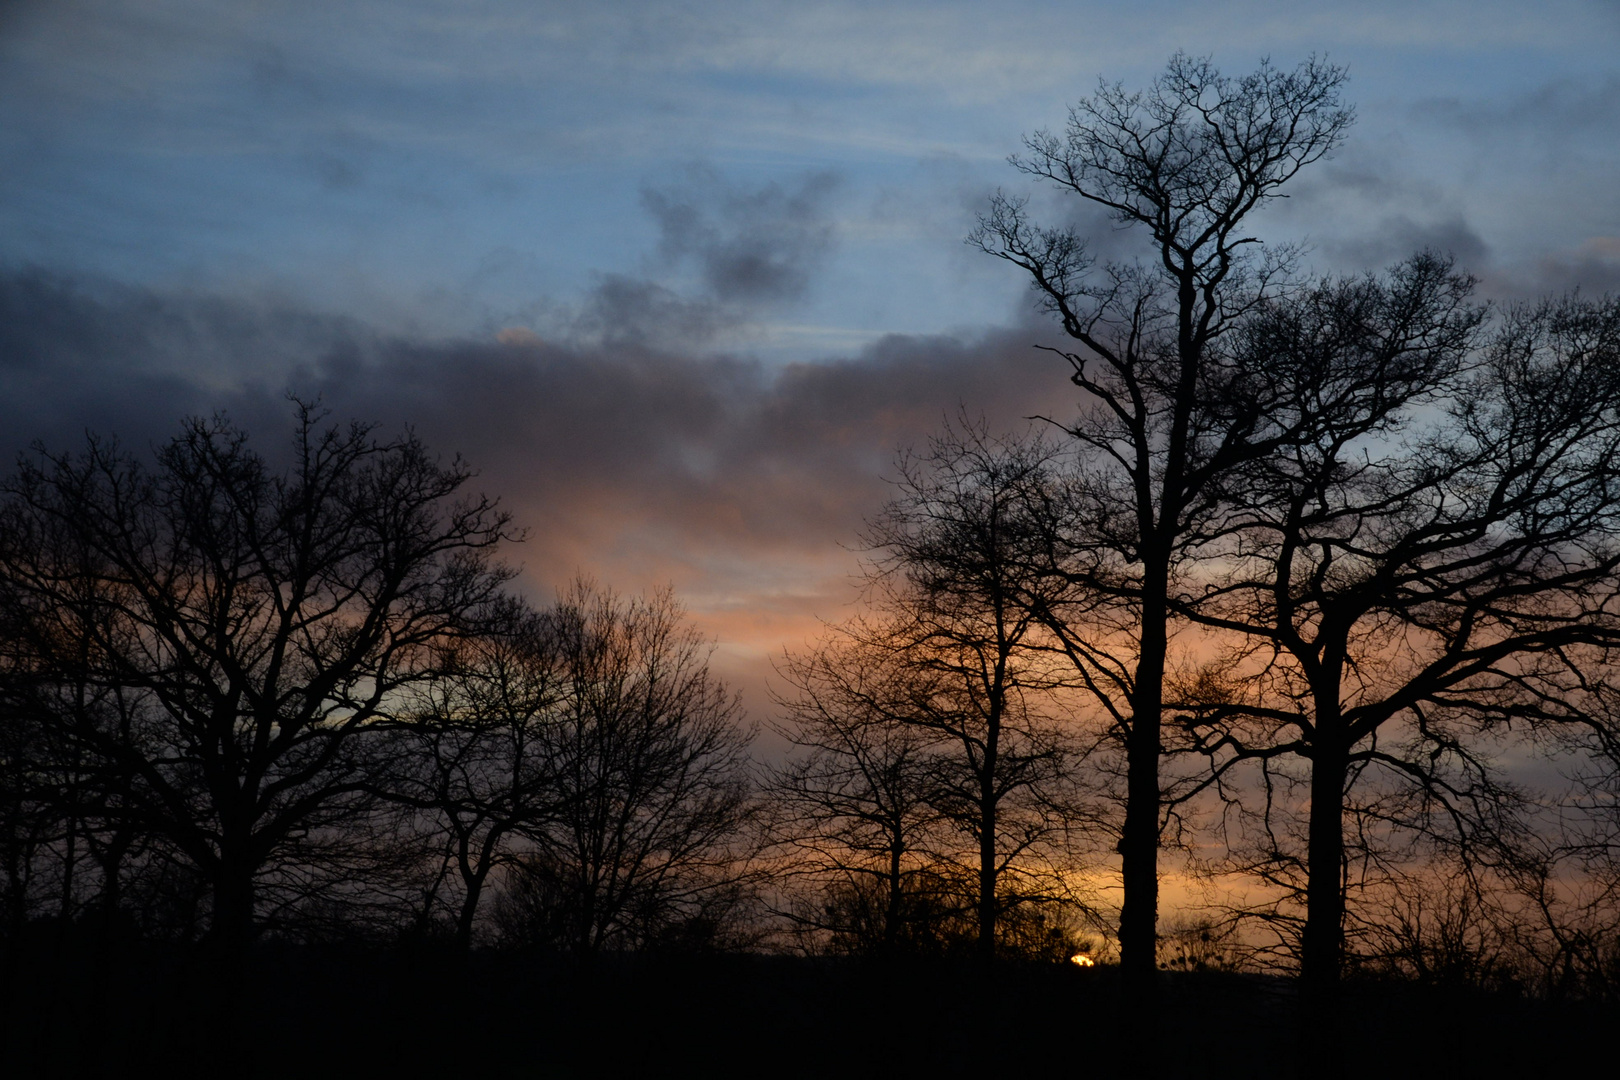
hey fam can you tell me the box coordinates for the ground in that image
[2,932,1610,1078]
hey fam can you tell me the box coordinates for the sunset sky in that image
[4,0,1619,712]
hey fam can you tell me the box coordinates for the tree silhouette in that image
[766,633,954,956]
[496,582,756,958]
[847,425,1103,965]
[0,402,514,988]
[1180,288,1620,1071]
[972,53,1356,1008]
[389,598,561,949]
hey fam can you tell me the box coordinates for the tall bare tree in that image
[972,54,1356,1001]
[857,425,1102,965]
[1182,289,1620,1070]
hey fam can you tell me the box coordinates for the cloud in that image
[0,268,380,450]
[0,263,1087,713]
[1412,75,1620,143]
[1322,215,1491,277]
[567,273,736,350]
[295,326,1076,610]
[642,166,840,304]
[0,267,1078,637]
[1515,238,1620,298]
[0,269,359,377]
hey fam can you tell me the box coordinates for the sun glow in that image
[1069,954,1095,968]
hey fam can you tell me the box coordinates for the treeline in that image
[0,408,751,964]
[4,378,1620,1005]
[0,403,1102,973]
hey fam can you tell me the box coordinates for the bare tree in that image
[971,53,1356,999]
[0,560,152,943]
[765,632,953,957]
[388,599,562,949]
[855,425,1104,965]
[497,582,756,958]
[1181,290,1620,1068]
[1442,626,1620,1001]
[0,684,56,948]
[1501,822,1620,1001]
[0,402,514,983]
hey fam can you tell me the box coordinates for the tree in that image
[0,676,56,947]
[1182,289,1620,1069]
[0,402,514,982]
[1513,661,1620,1001]
[765,633,954,957]
[855,424,1102,965]
[971,53,1356,999]
[390,599,561,950]
[496,582,755,958]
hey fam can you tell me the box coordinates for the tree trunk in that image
[884,840,904,954]
[58,797,77,926]
[455,870,487,951]
[211,860,257,981]
[978,797,997,966]
[202,857,256,1073]
[1118,554,1167,1078]
[1120,568,1166,986]
[1302,740,1348,982]
[1302,732,1349,1080]
[93,828,132,947]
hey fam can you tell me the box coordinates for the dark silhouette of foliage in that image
[389,598,562,949]
[1175,286,1620,1071]
[768,426,1107,967]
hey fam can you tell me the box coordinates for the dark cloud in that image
[0,268,374,451]
[0,267,1077,608]
[297,327,1077,598]
[535,166,846,353]
[1515,239,1620,299]
[1412,76,1620,142]
[1322,215,1491,278]
[567,273,735,350]
[0,268,370,375]
[641,166,840,304]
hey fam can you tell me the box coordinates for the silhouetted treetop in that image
[0,401,516,966]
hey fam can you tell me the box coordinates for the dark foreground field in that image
[3,932,1611,1078]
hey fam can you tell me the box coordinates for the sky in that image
[4,0,1620,715]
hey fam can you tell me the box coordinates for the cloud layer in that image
[0,266,1080,709]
